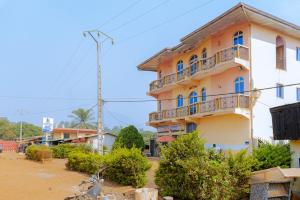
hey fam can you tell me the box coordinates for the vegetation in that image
[25,145,52,162]
[66,152,102,174]
[0,118,41,140]
[155,132,255,200]
[112,125,145,150]
[253,140,292,171]
[104,147,151,188]
[51,143,92,159]
[68,108,96,129]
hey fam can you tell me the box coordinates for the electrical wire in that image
[107,0,171,33]
[116,0,216,44]
[103,82,300,103]
[97,0,143,29]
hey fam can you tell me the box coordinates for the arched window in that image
[189,91,198,115]
[235,77,244,94]
[177,60,184,80]
[189,55,198,75]
[276,36,286,70]
[202,48,207,65]
[177,95,184,108]
[201,87,206,102]
[233,31,244,46]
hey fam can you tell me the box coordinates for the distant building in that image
[138,3,300,151]
[52,128,96,141]
[87,132,117,152]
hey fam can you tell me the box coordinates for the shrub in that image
[253,141,292,171]
[112,125,145,150]
[104,147,151,188]
[66,152,102,174]
[26,145,52,162]
[155,132,233,199]
[51,143,92,158]
[226,150,255,199]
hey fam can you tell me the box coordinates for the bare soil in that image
[0,152,159,200]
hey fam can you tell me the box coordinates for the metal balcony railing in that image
[149,45,249,92]
[149,95,250,122]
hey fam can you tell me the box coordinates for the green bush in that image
[66,152,102,174]
[253,141,292,171]
[51,143,92,158]
[227,150,255,199]
[26,145,52,162]
[112,125,145,150]
[104,147,151,188]
[155,132,233,199]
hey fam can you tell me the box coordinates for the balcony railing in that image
[149,95,249,122]
[149,45,249,92]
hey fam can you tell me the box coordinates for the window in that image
[201,87,206,102]
[297,47,300,61]
[233,31,244,46]
[158,71,162,79]
[177,60,184,80]
[63,133,70,139]
[202,48,207,65]
[177,95,184,108]
[276,83,284,98]
[276,36,286,70]
[187,123,197,133]
[234,77,244,94]
[297,88,300,101]
[189,55,198,75]
[189,91,198,115]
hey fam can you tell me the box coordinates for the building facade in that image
[138,3,300,151]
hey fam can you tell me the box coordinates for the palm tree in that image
[68,108,95,129]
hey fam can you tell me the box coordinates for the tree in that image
[0,118,15,140]
[253,140,292,171]
[68,108,95,129]
[112,125,145,150]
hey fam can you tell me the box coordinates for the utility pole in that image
[18,110,24,143]
[83,29,113,155]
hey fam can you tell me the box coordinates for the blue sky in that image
[0,0,299,130]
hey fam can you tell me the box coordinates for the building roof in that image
[250,167,300,184]
[53,128,97,134]
[157,135,175,143]
[138,2,300,72]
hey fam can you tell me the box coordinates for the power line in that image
[0,95,95,101]
[103,82,300,103]
[107,0,171,33]
[117,0,216,44]
[97,0,143,29]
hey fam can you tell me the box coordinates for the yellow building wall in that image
[196,114,250,147]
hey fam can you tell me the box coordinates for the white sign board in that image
[42,117,54,133]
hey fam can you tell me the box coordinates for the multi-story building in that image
[138,3,300,151]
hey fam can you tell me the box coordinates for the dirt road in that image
[0,152,158,200]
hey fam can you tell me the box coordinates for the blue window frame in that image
[190,55,198,75]
[177,95,184,108]
[177,60,184,80]
[201,88,206,102]
[234,77,244,94]
[189,91,198,115]
[233,31,244,46]
[297,88,300,101]
[297,47,300,61]
[276,83,284,98]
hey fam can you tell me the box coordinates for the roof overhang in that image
[137,3,300,72]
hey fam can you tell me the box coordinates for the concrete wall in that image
[250,24,300,140]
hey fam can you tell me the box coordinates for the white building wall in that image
[251,24,300,140]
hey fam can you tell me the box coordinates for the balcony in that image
[149,95,250,125]
[148,45,249,95]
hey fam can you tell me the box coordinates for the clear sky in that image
[0,0,299,130]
